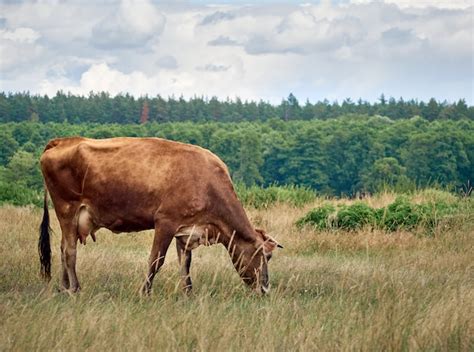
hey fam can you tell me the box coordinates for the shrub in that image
[380,197,460,232]
[0,181,42,207]
[297,195,464,233]
[381,197,421,231]
[296,204,336,229]
[336,202,377,230]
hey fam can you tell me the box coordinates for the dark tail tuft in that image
[38,187,51,281]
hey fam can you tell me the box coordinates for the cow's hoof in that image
[57,286,80,295]
[69,286,81,294]
[57,286,70,293]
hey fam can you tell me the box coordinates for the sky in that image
[0,0,472,104]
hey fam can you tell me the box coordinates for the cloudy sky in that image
[0,0,472,104]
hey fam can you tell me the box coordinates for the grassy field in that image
[0,192,473,351]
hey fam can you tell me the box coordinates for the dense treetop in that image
[0,91,472,124]
[1,117,472,202]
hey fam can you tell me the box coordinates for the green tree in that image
[280,126,329,191]
[423,98,440,121]
[0,131,19,165]
[285,93,301,120]
[360,157,408,192]
[455,99,469,119]
[5,150,42,189]
[401,130,469,186]
[234,130,264,185]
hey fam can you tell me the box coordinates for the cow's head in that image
[231,228,282,294]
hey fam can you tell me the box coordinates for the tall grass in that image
[0,191,473,351]
[235,184,317,209]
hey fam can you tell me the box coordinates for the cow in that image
[38,137,282,294]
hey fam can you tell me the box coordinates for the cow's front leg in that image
[177,240,192,293]
[141,221,174,295]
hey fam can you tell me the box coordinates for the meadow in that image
[0,191,473,351]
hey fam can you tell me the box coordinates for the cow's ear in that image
[256,228,283,253]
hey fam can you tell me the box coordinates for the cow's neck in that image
[221,233,259,274]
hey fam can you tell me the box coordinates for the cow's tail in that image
[38,185,52,281]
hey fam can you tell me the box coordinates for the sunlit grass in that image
[0,193,473,351]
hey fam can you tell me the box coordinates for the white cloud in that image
[157,55,178,70]
[196,63,231,72]
[91,0,165,49]
[0,27,40,43]
[351,0,473,9]
[0,27,43,73]
[244,12,366,55]
[0,0,472,103]
[40,62,193,97]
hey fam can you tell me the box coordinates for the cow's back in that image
[41,137,235,232]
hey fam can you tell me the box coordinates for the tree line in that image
[0,116,472,203]
[0,92,472,124]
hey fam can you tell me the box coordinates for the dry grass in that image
[0,198,473,351]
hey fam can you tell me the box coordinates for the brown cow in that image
[38,137,281,294]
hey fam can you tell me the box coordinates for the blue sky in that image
[0,0,472,104]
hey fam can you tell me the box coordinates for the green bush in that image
[380,197,460,231]
[381,197,421,231]
[297,196,463,233]
[336,202,377,230]
[296,204,336,229]
[0,181,42,207]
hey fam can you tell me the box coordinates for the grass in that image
[0,192,473,351]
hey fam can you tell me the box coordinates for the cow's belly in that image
[81,183,161,232]
[82,199,157,235]
[78,203,156,239]
[106,217,154,233]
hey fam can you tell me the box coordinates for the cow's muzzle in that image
[260,283,270,294]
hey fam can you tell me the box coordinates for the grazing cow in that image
[38,137,281,294]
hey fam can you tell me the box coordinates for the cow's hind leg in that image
[60,236,70,290]
[58,218,80,292]
[141,220,175,295]
[176,241,192,293]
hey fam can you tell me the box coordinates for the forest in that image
[0,113,472,206]
[1,92,472,124]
